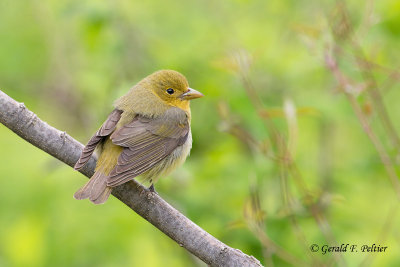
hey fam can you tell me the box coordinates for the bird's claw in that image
[148,184,157,194]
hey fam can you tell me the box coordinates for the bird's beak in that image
[180,88,204,100]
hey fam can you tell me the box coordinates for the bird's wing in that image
[107,107,189,187]
[74,109,123,170]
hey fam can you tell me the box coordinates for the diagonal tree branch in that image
[0,90,262,267]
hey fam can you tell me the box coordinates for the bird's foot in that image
[148,184,157,194]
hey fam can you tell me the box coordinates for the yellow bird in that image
[74,70,203,204]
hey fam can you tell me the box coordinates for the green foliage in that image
[1,0,400,266]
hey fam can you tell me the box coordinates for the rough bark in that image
[0,90,263,267]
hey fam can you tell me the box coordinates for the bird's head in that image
[144,70,203,110]
[116,70,203,117]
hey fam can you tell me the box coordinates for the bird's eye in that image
[166,88,174,95]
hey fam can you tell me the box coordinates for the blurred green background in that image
[1,0,400,266]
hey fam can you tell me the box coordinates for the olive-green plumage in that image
[74,70,203,204]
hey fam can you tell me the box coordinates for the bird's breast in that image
[169,130,192,168]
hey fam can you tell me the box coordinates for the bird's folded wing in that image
[107,107,189,187]
[74,109,123,170]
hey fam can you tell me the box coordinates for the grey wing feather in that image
[74,109,122,170]
[107,107,189,187]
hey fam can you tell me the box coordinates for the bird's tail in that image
[74,171,112,205]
